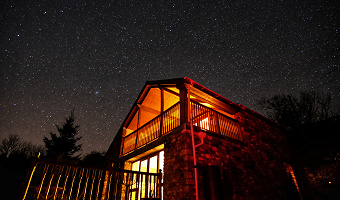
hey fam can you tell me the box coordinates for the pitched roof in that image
[105,77,279,162]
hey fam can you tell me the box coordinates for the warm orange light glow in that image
[285,164,302,199]
[200,117,209,130]
[194,117,209,130]
[159,151,164,200]
[201,103,212,107]
[130,151,164,200]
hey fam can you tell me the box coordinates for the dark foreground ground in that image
[0,156,30,200]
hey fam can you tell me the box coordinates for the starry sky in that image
[1,0,339,155]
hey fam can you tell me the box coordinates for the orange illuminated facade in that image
[106,78,298,200]
[117,78,242,158]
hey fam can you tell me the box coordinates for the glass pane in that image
[140,159,148,198]
[159,151,164,173]
[131,192,137,200]
[140,160,148,172]
[132,161,140,171]
[131,160,140,192]
[149,155,158,173]
[149,155,158,198]
[159,151,164,200]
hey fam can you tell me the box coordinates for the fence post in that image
[18,153,40,200]
[101,166,112,200]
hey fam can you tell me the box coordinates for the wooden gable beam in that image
[137,104,161,116]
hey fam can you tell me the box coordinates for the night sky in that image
[1,0,339,155]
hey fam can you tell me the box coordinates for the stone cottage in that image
[105,77,300,200]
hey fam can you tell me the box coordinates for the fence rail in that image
[19,158,162,200]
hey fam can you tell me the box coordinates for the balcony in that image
[190,101,242,141]
[121,102,180,155]
[120,101,241,156]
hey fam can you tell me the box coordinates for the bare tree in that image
[257,91,340,199]
[0,135,21,158]
[0,135,46,158]
[19,142,46,158]
[257,91,338,130]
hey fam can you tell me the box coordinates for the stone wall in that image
[163,110,296,200]
[164,128,196,200]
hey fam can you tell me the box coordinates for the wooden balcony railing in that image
[191,101,242,141]
[121,101,242,156]
[19,158,162,200]
[121,102,180,155]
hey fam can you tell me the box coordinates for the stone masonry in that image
[163,110,295,200]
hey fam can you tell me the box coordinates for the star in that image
[0,0,338,154]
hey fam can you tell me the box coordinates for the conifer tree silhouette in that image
[44,109,82,161]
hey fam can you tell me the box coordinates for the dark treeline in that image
[257,91,340,199]
[0,109,106,200]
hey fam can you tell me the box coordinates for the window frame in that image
[130,150,164,200]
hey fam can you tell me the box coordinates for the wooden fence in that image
[19,158,162,200]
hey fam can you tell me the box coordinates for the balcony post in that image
[214,112,221,134]
[120,128,127,155]
[177,83,189,125]
[160,87,164,136]
[135,105,141,149]
[101,167,112,200]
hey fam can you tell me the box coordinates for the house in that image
[105,77,300,200]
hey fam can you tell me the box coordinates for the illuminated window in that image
[194,117,209,130]
[200,117,209,130]
[130,151,164,200]
[159,151,164,198]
